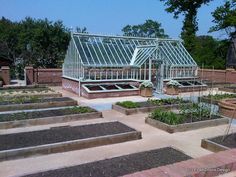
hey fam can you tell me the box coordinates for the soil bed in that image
[146,115,229,133]
[24,147,191,177]
[0,97,77,112]
[0,106,97,122]
[0,97,72,106]
[210,133,236,148]
[201,133,236,152]
[0,122,136,151]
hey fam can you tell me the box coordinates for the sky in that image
[0,0,227,39]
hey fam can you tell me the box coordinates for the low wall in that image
[25,67,62,85]
[198,68,236,84]
[62,77,140,98]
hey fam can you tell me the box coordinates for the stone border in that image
[201,136,231,152]
[0,111,103,129]
[0,130,142,161]
[112,103,185,115]
[145,117,229,133]
[0,99,77,112]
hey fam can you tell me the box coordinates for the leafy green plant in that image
[67,106,94,114]
[116,101,140,108]
[149,109,185,125]
[139,81,153,89]
[147,97,185,105]
[166,80,181,88]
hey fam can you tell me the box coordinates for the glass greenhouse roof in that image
[72,33,197,67]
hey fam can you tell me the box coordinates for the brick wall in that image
[25,67,62,85]
[0,66,10,85]
[198,68,236,83]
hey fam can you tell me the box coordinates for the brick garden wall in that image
[0,66,10,85]
[25,67,62,85]
[198,68,236,83]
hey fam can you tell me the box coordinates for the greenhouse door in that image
[155,60,164,93]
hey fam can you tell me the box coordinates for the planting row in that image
[113,97,189,115]
[0,96,77,112]
[0,85,62,98]
[0,121,141,161]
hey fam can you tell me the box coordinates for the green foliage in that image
[209,0,236,37]
[206,93,236,100]
[160,0,213,52]
[147,97,185,105]
[0,17,75,77]
[139,81,154,89]
[149,103,214,125]
[149,109,185,125]
[122,19,168,38]
[192,35,228,69]
[179,103,211,121]
[65,106,95,114]
[116,101,140,108]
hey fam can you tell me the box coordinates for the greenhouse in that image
[62,33,198,97]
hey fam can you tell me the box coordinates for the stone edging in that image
[145,117,229,133]
[0,131,142,161]
[0,111,103,129]
[0,99,77,112]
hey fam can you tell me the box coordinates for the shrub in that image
[139,81,153,89]
[166,80,181,88]
[0,76,3,81]
[116,101,140,108]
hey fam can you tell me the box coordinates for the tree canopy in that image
[209,0,236,37]
[122,19,168,38]
[0,17,71,69]
[160,0,213,52]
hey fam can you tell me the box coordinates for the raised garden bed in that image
[145,104,229,133]
[0,86,61,98]
[112,98,189,115]
[0,121,141,161]
[23,147,191,177]
[0,97,77,112]
[199,93,236,105]
[219,86,236,93]
[201,133,236,152]
[0,106,102,129]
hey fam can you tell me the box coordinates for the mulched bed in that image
[117,84,134,89]
[0,122,135,151]
[209,133,236,149]
[24,147,191,177]
[0,107,96,122]
[0,97,73,106]
[101,85,119,90]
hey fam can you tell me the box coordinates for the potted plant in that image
[139,81,153,97]
[0,76,3,87]
[166,80,181,95]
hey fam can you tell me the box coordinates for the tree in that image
[160,0,213,53]
[209,0,236,37]
[0,17,72,77]
[122,19,168,38]
[192,35,228,69]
